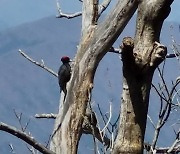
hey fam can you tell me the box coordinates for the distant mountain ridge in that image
[0,16,82,154]
[0,15,179,153]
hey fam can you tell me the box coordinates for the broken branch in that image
[35,114,57,119]
[56,0,82,19]
[18,49,58,77]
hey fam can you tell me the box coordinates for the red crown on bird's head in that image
[61,56,71,63]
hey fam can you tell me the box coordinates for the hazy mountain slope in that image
[0,16,81,154]
[0,16,179,153]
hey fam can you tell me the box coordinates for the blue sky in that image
[0,0,180,31]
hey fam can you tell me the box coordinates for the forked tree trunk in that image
[50,0,138,153]
[113,0,173,153]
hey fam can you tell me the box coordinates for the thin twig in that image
[147,115,156,129]
[144,142,180,153]
[13,109,31,132]
[167,34,180,59]
[109,46,180,58]
[18,49,58,77]
[13,109,24,131]
[101,102,112,133]
[45,135,52,148]
[26,145,36,154]
[82,119,110,147]
[158,67,170,98]
[166,53,180,58]
[112,113,120,129]
[162,79,180,123]
[104,114,114,127]
[159,96,164,118]
[9,143,16,154]
[108,47,121,54]
[152,77,180,149]
[97,104,111,134]
[161,60,166,77]
[23,119,31,132]
[167,128,180,153]
[158,82,167,99]
[151,83,167,103]
[98,0,112,17]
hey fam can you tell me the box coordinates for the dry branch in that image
[56,11,82,19]
[26,145,37,154]
[13,109,31,132]
[108,47,121,54]
[18,49,58,77]
[169,35,180,59]
[0,122,55,154]
[82,117,110,147]
[97,104,112,134]
[98,0,111,17]
[166,53,180,58]
[109,47,180,59]
[152,69,180,149]
[9,143,15,153]
[167,128,180,153]
[56,0,112,20]
[100,102,112,134]
[147,115,156,129]
[35,114,57,119]
[144,142,180,153]
[56,0,82,19]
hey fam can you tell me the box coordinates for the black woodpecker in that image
[58,56,71,96]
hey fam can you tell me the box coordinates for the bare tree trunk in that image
[50,0,138,153]
[113,0,173,153]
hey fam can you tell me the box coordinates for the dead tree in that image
[49,0,138,153]
[50,0,174,153]
[112,0,174,153]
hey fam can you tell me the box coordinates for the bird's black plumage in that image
[58,56,71,95]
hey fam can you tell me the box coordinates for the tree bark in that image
[50,0,138,153]
[113,0,173,153]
